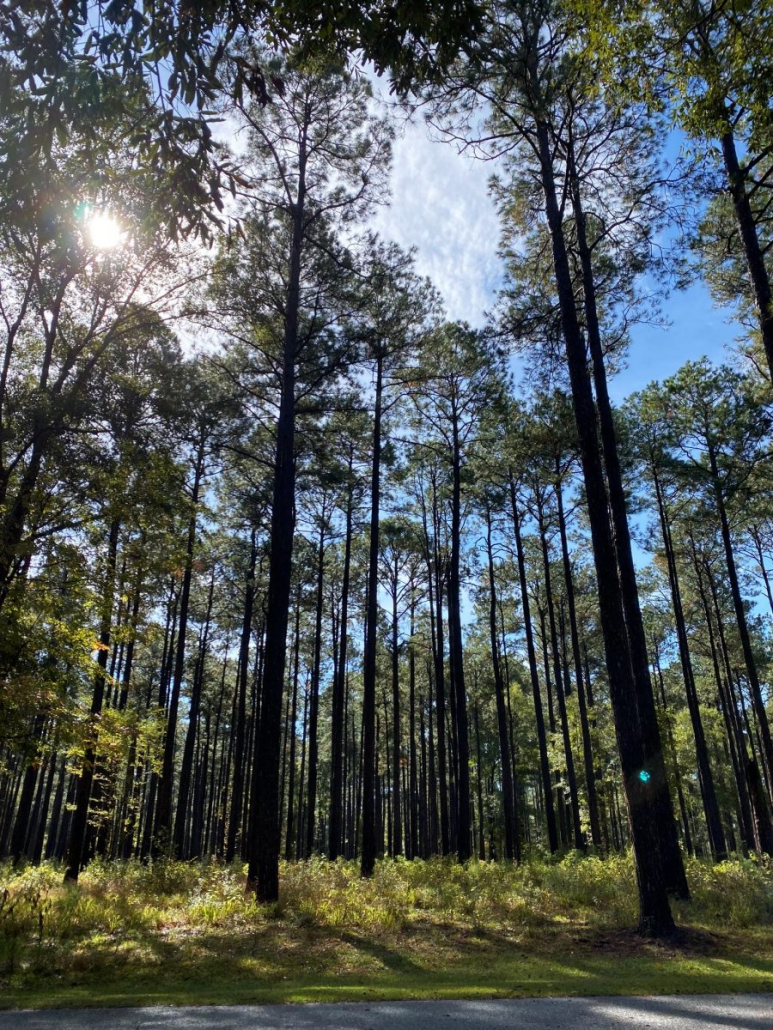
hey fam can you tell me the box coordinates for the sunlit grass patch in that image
[0,852,771,1009]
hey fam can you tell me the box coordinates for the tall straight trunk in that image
[567,137,687,901]
[473,697,485,860]
[555,468,601,849]
[174,570,215,858]
[720,128,773,380]
[750,526,773,618]
[155,440,206,848]
[304,521,326,857]
[296,681,309,860]
[227,532,258,863]
[695,555,756,853]
[9,716,45,864]
[652,471,726,860]
[537,502,583,852]
[708,440,773,784]
[447,416,470,860]
[390,557,402,857]
[484,505,517,859]
[427,663,439,854]
[702,556,773,855]
[361,352,384,877]
[64,516,120,882]
[329,483,353,859]
[652,642,695,856]
[30,750,56,863]
[509,477,557,852]
[408,600,419,859]
[536,111,674,934]
[249,125,307,901]
[285,588,301,861]
[44,756,67,860]
[429,551,450,855]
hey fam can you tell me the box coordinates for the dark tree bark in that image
[554,468,602,849]
[447,410,471,861]
[248,116,308,900]
[566,134,687,901]
[64,516,120,882]
[652,471,726,860]
[535,108,675,933]
[227,532,258,863]
[361,352,383,878]
[155,438,206,850]
[484,503,518,860]
[174,569,215,858]
[707,440,773,786]
[509,476,558,853]
[285,588,302,861]
[720,128,773,381]
[329,481,353,859]
[304,520,327,857]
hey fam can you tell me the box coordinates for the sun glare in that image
[88,211,124,250]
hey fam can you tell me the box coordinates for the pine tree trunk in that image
[285,589,301,861]
[509,477,558,853]
[304,522,326,858]
[391,558,402,857]
[64,516,120,882]
[155,442,205,850]
[329,483,353,859]
[653,471,726,859]
[568,140,687,900]
[361,353,383,877]
[555,468,601,849]
[227,533,258,863]
[484,504,517,859]
[174,570,215,858]
[448,416,470,861]
[720,128,773,380]
[536,113,674,934]
[708,441,773,785]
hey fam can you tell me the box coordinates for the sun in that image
[88,211,124,250]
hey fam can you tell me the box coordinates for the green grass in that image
[1,854,772,1009]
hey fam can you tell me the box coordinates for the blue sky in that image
[372,117,738,402]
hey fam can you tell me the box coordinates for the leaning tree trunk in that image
[720,127,773,381]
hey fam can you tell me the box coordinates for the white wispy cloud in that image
[371,117,503,326]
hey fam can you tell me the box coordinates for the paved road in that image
[1,996,771,1030]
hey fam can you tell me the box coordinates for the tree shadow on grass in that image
[337,932,422,974]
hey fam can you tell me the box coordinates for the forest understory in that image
[1,855,772,1010]
[4,0,773,992]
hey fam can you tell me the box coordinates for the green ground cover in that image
[1,854,771,1009]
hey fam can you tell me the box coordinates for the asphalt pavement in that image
[1,995,771,1030]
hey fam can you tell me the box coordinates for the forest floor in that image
[0,855,771,1010]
